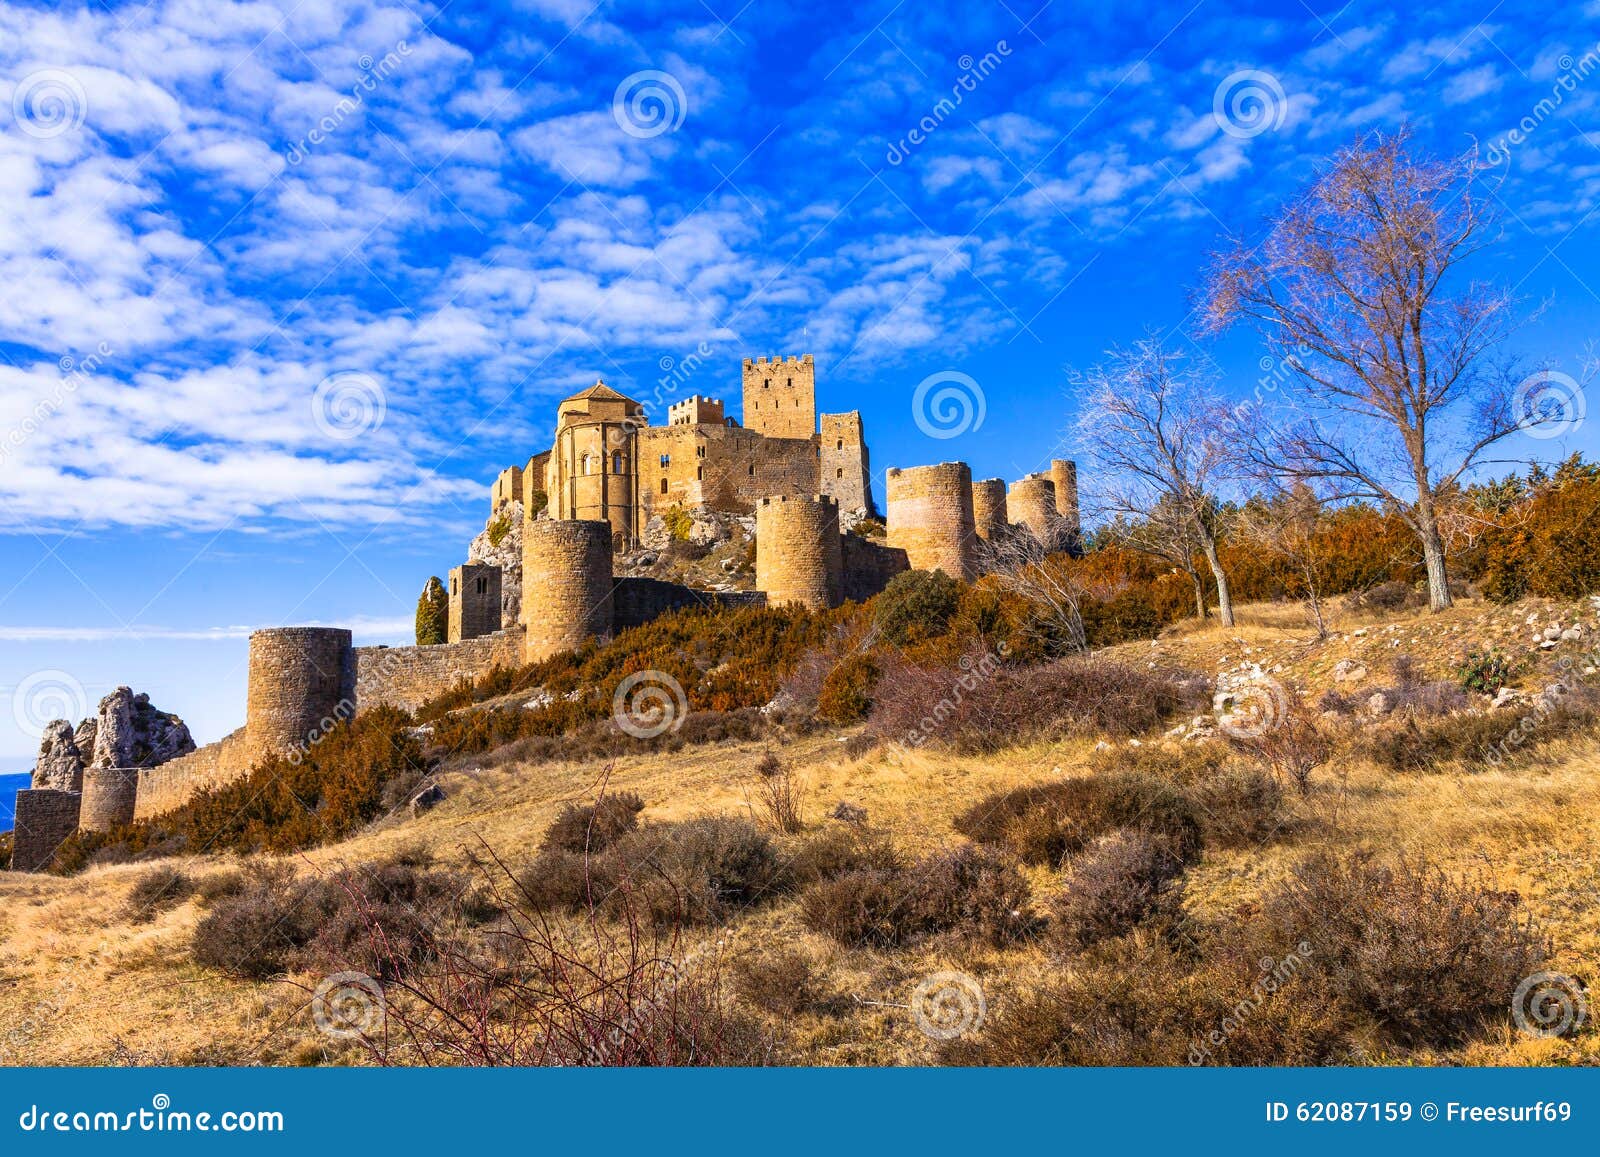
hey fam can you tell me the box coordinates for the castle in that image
[487,355,875,548]
[10,354,1081,872]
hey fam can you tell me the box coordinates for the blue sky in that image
[1,0,1599,767]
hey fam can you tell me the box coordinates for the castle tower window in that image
[697,465,704,481]
[660,478,668,494]
[660,454,670,466]
[836,468,844,479]
[763,380,770,388]
[748,464,755,476]
[451,577,458,594]
[836,439,843,450]
[612,450,625,474]
[696,445,706,458]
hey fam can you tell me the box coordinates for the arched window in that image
[697,465,704,481]
[836,468,844,479]
[612,451,625,474]
[581,454,592,476]
[747,464,755,476]
[660,478,668,494]
[836,439,843,450]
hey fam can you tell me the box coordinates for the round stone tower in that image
[1050,459,1080,539]
[522,518,615,662]
[971,478,1009,542]
[885,462,977,581]
[756,494,844,610]
[79,766,138,832]
[246,627,356,766]
[1007,476,1058,540]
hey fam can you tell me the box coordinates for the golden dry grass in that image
[3,593,1598,1066]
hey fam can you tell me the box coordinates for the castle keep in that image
[11,351,1083,871]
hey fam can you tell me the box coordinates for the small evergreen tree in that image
[415,576,448,645]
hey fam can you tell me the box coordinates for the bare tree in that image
[1203,127,1532,611]
[980,530,1088,654]
[1075,335,1238,626]
[1236,482,1332,638]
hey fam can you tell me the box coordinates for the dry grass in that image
[4,594,1599,1066]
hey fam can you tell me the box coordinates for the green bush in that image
[486,513,512,547]
[1455,647,1522,694]
[415,575,448,646]
[663,505,694,542]
[873,568,962,645]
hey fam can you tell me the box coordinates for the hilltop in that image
[2,591,1597,1067]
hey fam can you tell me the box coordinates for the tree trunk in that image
[1191,570,1207,621]
[1419,519,1453,611]
[1199,537,1235,627]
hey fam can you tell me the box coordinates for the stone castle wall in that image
[885,463,977,582]
[354,630,524,714]
[79,766,139,832]
[756,495,844,610]
[840,533,911,604]
[742,355,816,440]
[971,478,1008,542]
[245,628,357,768]
[613,578,766,630]
[522,519,614,663]
[634,424,817,520]
[134,727,251,820]
[11,789,82,872]
[1008,476,1058,540]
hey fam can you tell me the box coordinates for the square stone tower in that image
[742,354,816,440]
[820,411,875,516]
[449,563,502,643]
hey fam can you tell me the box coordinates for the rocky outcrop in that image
[32,720,86,791]
[29,687,196,789]
[468,499,523,629]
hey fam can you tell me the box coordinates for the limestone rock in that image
[1332,660,1368,683]
[408,782,445,818]
[32,719,86,791]
[1366,691,1393,716]
[89,687,196,768]
[467,499,524,629]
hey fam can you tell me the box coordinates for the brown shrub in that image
[818,653,880,724]
[800,845,1032,948]
[124,865,197,922]
[782,824,901,887]
[1361,705,1595,774]
[953,773,1202,867]
[1088,742,1230,784]
[1050,829,1185,950]
[1226,699,1329,794]
[867,655,1204,753]
[1189,766,1289,847]
[540,791,646,855]
[1265,851,1548,1046]
[733,947,823,1016]
[749,751,805,834]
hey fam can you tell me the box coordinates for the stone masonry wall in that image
[820,412,873,515]
[756,495,844,610]
[1050,459,1080,539]
[885,462,977,582]
[448,563,502,643]
[522,518,614,663]
[971,478,1008,541]
[613,578,766,631]
[134,727,251,820]
[840,533,910,604]
[742,354,816,440]
[79,766,139,832]
[11,789,81,872]
[355,630,524,715]
[246,628,357,768]
[1008,476,1058,540]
